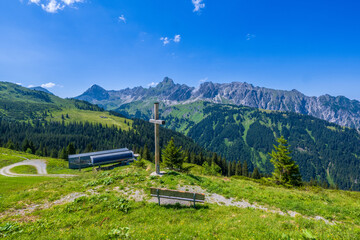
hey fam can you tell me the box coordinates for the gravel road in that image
[0,159,76,177]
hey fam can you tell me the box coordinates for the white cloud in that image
[173,34,181,43]
[246,33,256,40]
[199,77,208,83]
[148,82,159,88]
[118,14,126,23]
[160,35,181,46]
[28,85,35,88]
[41,0,64,13]
[29,0,41,5]
[160,37,170,46]
[41,82,56,88]
[16,83,22,86]
[61,0,83,5]
[192,0,205,12]
[28,0,84,13]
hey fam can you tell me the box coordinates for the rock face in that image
[76,77,360,129]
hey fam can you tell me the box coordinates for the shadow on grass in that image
[156,202,209,210]
[186,174,203,182]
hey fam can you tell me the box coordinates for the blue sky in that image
[0,0,360,99]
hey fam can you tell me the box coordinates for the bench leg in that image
[157,189,160,206]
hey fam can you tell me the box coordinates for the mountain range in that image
[76,77,360,129]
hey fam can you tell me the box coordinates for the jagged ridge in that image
[76,77,360,128]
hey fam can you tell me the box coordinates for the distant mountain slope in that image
[0,81,107,123]
[117,101,360,191]
[29,86,54,95]
[76,77,360,128]
[0,81,207,167]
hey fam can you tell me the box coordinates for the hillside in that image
[0,81,130,130]
[0,148,359,239]
[29,87,54,95]
[117,101,360,191]
[76,77,360,129]
[0,81,206,165]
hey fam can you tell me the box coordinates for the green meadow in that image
[0,149,359,239]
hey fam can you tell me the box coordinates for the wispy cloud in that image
[199,77,208,83]
[173,34,181,43]
[160,37,170,46]
[62,0,83,5]
[29,0,41,5]
[28,0,84,13]
[192,0,205,12]
[148,82,159,88]
[28,85,35,88]
[41,82,56,88]
[246,33,256,40]
[16,83,22,86]
[160,34,181,46]
[118,14,126,23]
[41,0,64,13]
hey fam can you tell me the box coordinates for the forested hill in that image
[117,101,360,191]
[0,81,207,167]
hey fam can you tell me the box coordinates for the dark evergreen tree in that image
[162,137,186,170]
[252,167,261,179]
[6,140,15,150]
[269,136,302,186]
[85,143,93,153]
[142,144,151,161]
[242,160,249,177]
[66,142,76,155]
[59,147,68,160]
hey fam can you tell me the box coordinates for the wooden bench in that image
[150,187,205,207]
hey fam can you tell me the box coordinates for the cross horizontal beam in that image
[149,119,165,125]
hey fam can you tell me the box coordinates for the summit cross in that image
[149,102,165,174]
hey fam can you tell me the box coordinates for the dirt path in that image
[0,159,76,178]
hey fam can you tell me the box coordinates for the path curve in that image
[0,159,76,178]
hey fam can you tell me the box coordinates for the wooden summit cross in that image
[149,102,165,174]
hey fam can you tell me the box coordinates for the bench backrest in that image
[150,187,205,201]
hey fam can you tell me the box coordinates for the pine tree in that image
[242,160,248,177]
[6,140,15,150]
[252,167,261,179]
[142,144,151,161]
[66,142,76,155]
[269,136,302,186]
[59,147,68,160]
[22,139,30,152]
[85,143,93,153]
[235,161,242,176]
[162,137,185,170]
[227,161,231,177]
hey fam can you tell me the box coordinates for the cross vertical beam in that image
[154,102,160,174]
[149,102,165,175]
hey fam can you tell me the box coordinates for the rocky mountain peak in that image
[156,77,175,89]
[75,77,360,129]
[79,84,109,101]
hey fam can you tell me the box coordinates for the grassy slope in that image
[0,148,76,175]
[10,165,37,174]
[0,150,359,239]
[0,81,133,131]
[46,109,132,130]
